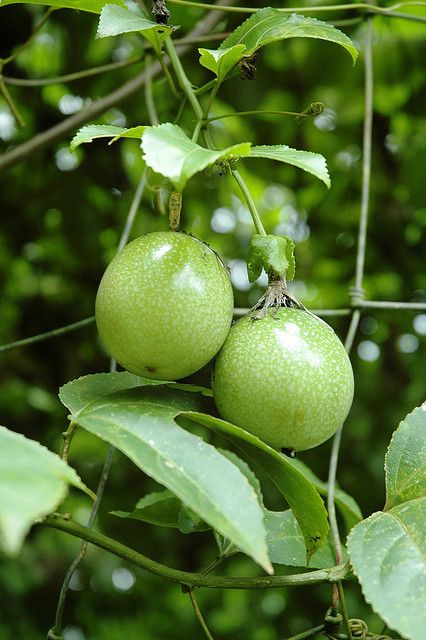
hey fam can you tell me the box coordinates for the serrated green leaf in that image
[348,498,426,640]
[70,125,145,151]
[59,371,167,417]
[0,426,92,555]
[70,385,272,573]
[249,145,330,188]
[385,405,426,510]
[246,234,295,283]
[0,0,124,12]
[220,8,359,65]
[97,4,174,52]
[289,458,362,531]
[265,510,346,569]
[184,411,329,561]
[141,123,251,191]
[198,45,246,81]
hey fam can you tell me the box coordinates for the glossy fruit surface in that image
[212,307,354,451]
[96,231,234,380]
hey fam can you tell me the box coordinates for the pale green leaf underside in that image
[141,123,251,190]
[385,405,426,510]
[220,8,359,65]
[184,411,329,561]
[289,457,363,531]
[59,371,165,417]
[265,510,345,569]
[70,125,145,151]
[97,4,174,50]
[0,425,91,555]
[348,498,426,640]
[198,45,246,81]
[249,145,330,188]
[71,386,272,573]
[0,0,124,12]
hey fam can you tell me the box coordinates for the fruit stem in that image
[231,169,267,236]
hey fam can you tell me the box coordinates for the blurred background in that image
[0,1,425,638]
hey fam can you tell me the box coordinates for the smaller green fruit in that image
[95,231,234,380]
[212,307,354,451]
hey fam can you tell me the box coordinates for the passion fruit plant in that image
[0,2,425,640]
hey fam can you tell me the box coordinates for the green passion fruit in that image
[96,231,234,380]
[212,307,354,451]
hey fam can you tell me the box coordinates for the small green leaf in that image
[385,404,426,510]
[71,385,272,573]
[184,411,329,561]
[289,458,362,531]
[265,510,345,569]
[59,371,167,417]
[220,8,359,65]
[0,425,92,555]
[0,0,125,12]
[97,4,174,52]
[198,45,246,81]
[111,490,210,532]
[348,499,426,640]
[70,125,145,151]
[141,123,251,191]
[249,145,330,188]
[247,234,295,283]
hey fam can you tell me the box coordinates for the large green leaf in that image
[265,510,346,569]
[59,371,166,417]
[385,405,426,509]
[348,405,426,640]
[70,125,145,151]
[0,426,93,555]
[220,8,359,65]
[198,45,246,81]
[97,4,174,52]
[0,0,124,12]
[141,123,251,191]
[289,458,363,531]
[184,412,329,561]
[69,385,272,573]
[249,145,330,188]
[348,499,426,640]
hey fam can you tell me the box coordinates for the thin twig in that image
[282,625,325,640]
[355,18,374,293]
[0,76,26,126]
[337,583,354,640]
[188,589,216,640]
[145,56,160,125]
[0,316,95,354]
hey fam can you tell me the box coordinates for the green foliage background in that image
[0,2,425,638]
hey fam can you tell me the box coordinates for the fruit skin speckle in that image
[212,307,354,451]
[95,231,234,380]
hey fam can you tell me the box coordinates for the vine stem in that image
[338,582,354,640]
[50,169,148,636]
[282,625,325,640]
[327,15,374,619]
[0,76,25,126]
[188,589,216,640]
[164,31,266,237]
[205,109,317,123]
[44,515,350,589]
[166,0,426,20]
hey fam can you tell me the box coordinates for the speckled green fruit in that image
[95,231,234,380]
[212,308,354,451]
